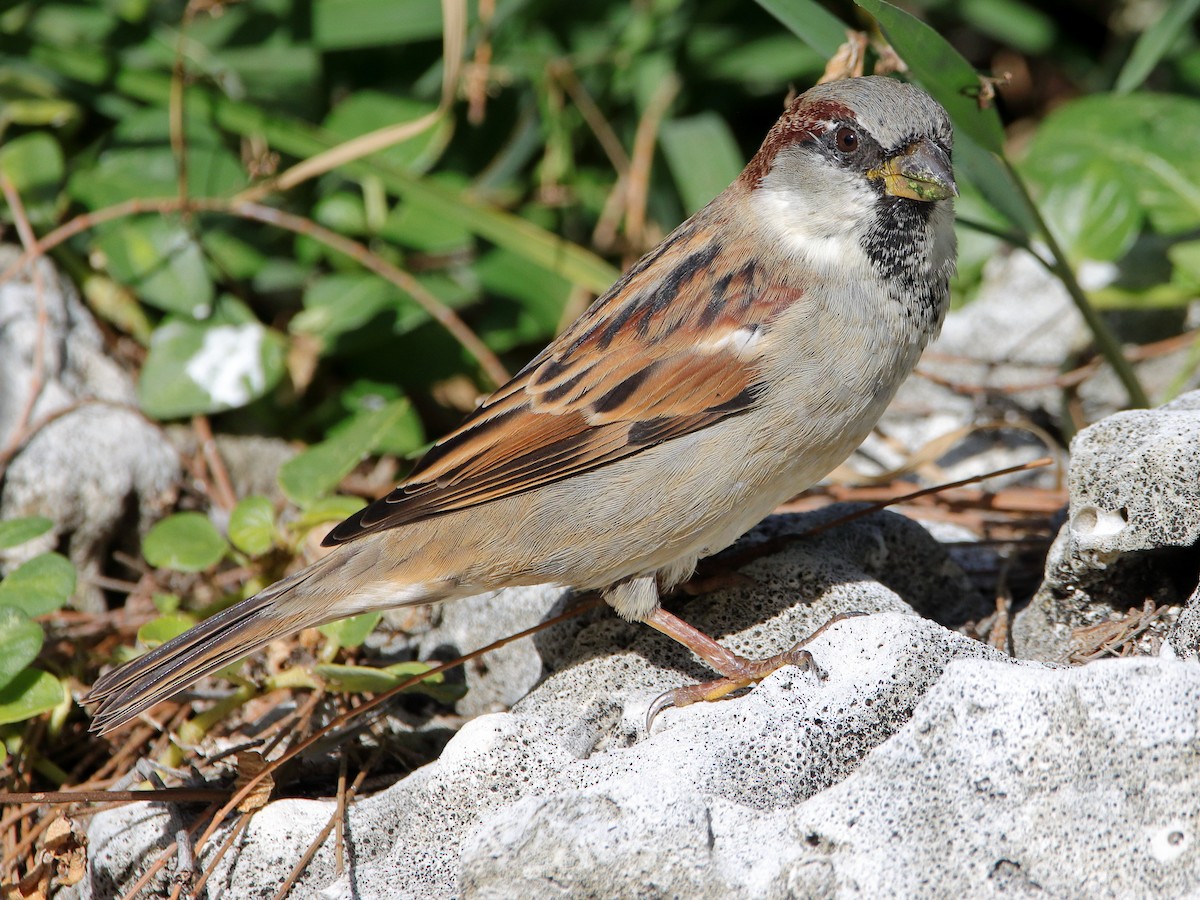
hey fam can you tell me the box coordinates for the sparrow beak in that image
[872,137,957,202]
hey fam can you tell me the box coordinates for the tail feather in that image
[86,564,335,734]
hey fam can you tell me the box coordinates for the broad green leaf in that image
[660,114,744,214]
[313,0,444,49]
[228,496,276,556]
[0,517,53,550]
[0,132,64,226]
[854,0,1005,154]
[318,611,382,649]
[341,383,425,456]
[0,606,44,691]
[314,660,464,702]
[474,248,571,337]
[139,318,287,419]
[1116,0,1200,94]
[278,400,415,507]
[292,495,368,533]
[142,512,229,572]
[0,668,65,725]
[323,93,450,174]
[293,271,477,345]
[293,273,408,340]
[95,218,214,317]
[693,31,824,91]
[1022,93,1200,236]
[0,553,75,617]
[382,190,474,252]
[959,0,1055,54]
[314,192,368,235]
[136,613,197,648]
[1037,160,1141,263]
[754,0,850,59]
[1169,239,1200,288]
[69,138,243,209]
[152,592,182,614]
[201,230,269,282]
[953,132,1039,237]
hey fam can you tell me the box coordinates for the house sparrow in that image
[87,76,956,735]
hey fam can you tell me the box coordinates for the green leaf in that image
[153,592,182,614]
[314,660,464,702]
[318,611,382,649]
[1037,160,1141,262]
[293,273,406,340]
[95,218,214,317]
[341,383,426,456]
[660,114,745,214]
[474,249,571,337]
[0,132,64,226]
[136,613,198,648]
[0,606,44,691]
[694,31,824,91]
[0,553,75,618]
[0,668,65,726]
[0,517,53,550]
[959,0,1055,54]
[754,0,851,59]
[382,189,474,252]
[1022,93,1200,237]
[322,93,450,174]
[138,317,287,419]
[313,0,445,49]
[315,662,407,693]
[854,0,1006,155]
[278,400,415,507]
[314,192,368,235]
[1116,0,1200,94]
[952,132,1039,237]
[292,496,368,533]
[68,132,243,209]
[228,496,277,556]
[142,512,229,572]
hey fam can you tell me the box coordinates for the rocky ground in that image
[5,248,1200,897]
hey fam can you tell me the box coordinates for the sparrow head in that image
[743,76,957,328]
[744,75,955,204]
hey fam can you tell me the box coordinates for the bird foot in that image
[644,610,866,733]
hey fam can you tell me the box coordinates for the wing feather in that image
[324,210,804,546]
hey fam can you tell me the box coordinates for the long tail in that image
[87,552,372,734]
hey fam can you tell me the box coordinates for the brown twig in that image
[114,801,220,900]
[187,808,251,900]
[623,74,679,255]
[192,414,238,512]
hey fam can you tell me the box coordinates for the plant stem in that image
[1004,159,1150,409]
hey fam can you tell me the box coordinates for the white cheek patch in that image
[751,176,875,275]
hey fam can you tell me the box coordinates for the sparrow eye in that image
[834,126,860,154]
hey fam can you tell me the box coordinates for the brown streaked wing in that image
[323,227,803,546]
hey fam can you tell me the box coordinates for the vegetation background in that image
[1,0,1199,889]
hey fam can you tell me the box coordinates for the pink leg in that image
[642,608,864,731]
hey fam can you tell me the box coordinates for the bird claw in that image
[643,610,869,734]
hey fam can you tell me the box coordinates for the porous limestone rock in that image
[1013,391,1200,661]
[0,248,179,611]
